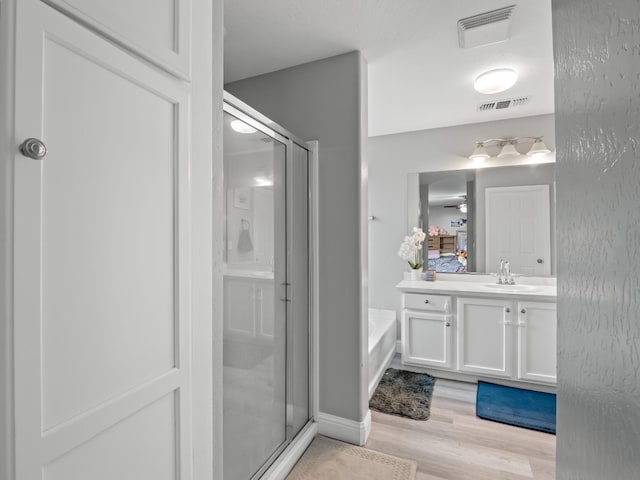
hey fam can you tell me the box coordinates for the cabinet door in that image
[44,0,191,78]
[402,310,453,369]
[517,301,557,384]
[13,2,193,478]
[224,278,257,337]
[257,281,275,339]
[457,297,513,378]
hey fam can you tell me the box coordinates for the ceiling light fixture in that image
[469,136,552,161]
[474,68,518,94]
[254,176,273,187]
[230,119,257,134]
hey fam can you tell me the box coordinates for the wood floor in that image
[365,379,556,480]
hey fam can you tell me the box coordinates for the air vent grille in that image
[477,96,530,112]
[458,5,516,48]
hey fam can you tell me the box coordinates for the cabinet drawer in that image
[403,293,452,312]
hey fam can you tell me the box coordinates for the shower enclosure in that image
[222,93,315,480]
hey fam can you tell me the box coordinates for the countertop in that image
[396,274,557,301]
[223,268,274,281]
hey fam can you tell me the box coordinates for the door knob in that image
[19,138,47,160]
[537,258,543,264]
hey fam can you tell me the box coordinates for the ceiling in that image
[224,0,555,137]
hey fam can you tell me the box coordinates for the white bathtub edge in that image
[368,342,396,400]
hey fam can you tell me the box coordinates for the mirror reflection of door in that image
[485,185,551,276]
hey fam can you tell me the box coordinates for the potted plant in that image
[398,227,426,280]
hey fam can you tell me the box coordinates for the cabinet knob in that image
[445,322,451,327]
[521,308,526,314]
[424,299,429,304]
[505,308,511,313]
[537,258,544,264]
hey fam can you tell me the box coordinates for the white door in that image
[13,2,192,478]
[485,185,551,275]
[517,301,557,384]
[457,297,513,378]
[401,311,453,369]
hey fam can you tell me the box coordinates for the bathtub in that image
[368,308,397,399]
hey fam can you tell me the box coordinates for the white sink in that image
[483,284,537,292]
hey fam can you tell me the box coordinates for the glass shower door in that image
[223,111,287,480]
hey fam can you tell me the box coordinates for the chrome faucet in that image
[497,259,515,285]
[498,259,506,284]
[504,261,515,285]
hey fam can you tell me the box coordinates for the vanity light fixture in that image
[469,136,552,161]
[527,137,552,156]
[230,119,257,134]
[497,140,520,158]
[473,68,518,94]
[469,142,491,163]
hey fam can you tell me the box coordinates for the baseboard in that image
[318,410,371,446]
[262,422,318,480]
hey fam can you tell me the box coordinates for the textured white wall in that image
[554,0,640,478]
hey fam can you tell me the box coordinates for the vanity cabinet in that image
[516,301,557,383]
[399,288,557,386]
[457,297,514,378]
[224,276,275,340]
[401,293,453,369]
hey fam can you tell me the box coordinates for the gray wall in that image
[554,0,640,478]
[226,52,368,424]
[368,114,556,316]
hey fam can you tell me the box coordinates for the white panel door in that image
[457,297,513,378]
[485,185,551,275]
[401,311,453,369]
[42,0,191,78]
[13,2,191,478]
[517,301,557,384]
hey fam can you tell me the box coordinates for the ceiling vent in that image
[477,95,530,112]
[458,5,516,48]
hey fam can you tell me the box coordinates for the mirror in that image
[407,163,556,276]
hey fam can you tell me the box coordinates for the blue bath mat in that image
[476,381,556,434]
